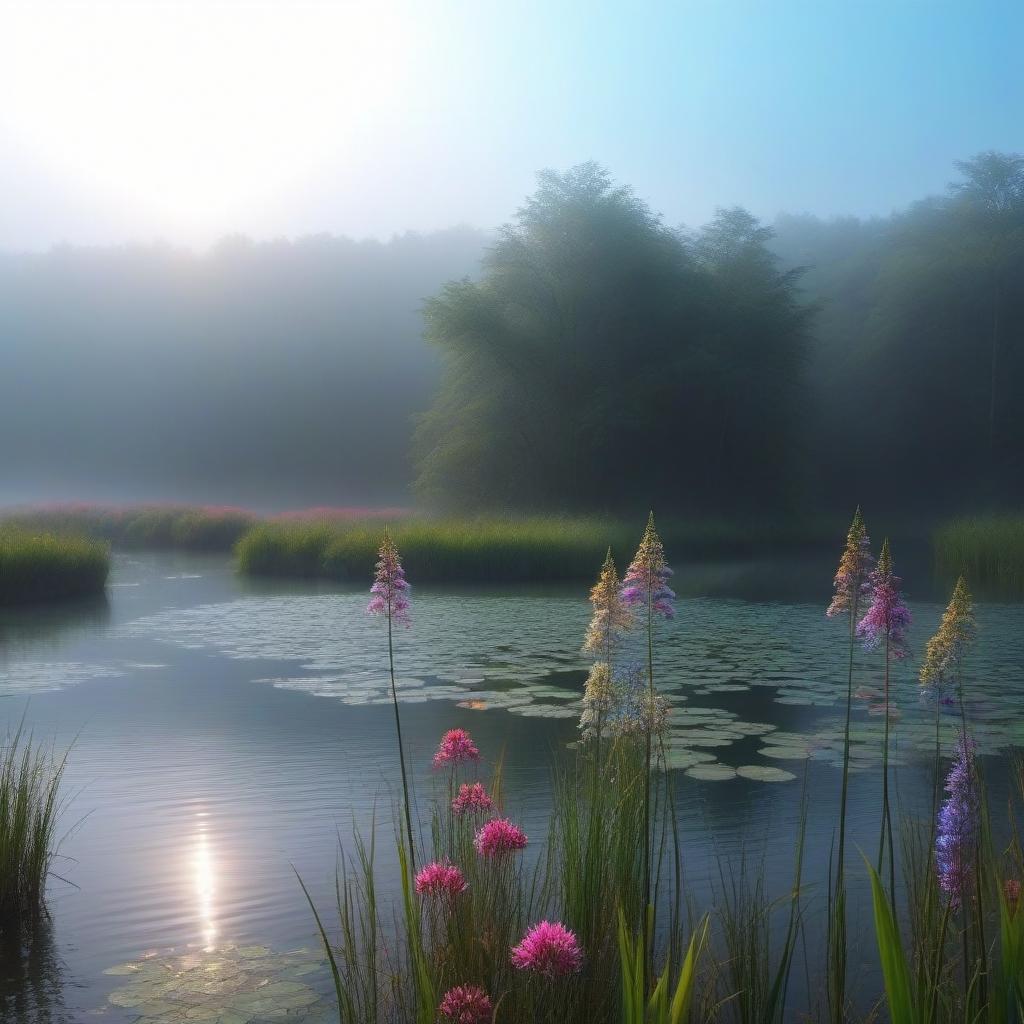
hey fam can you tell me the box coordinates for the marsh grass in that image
[236,515,838,584]
[934,517,1024,595]
[0,725,69,926]
[0,529,108,605]
[2,505,256,553]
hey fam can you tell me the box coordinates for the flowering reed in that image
[826,506,873,1024]
[367,529,416,871]
[511,921,584,977]
[936,731,979,909]
[920,576,976,702]
[584,548,632,660]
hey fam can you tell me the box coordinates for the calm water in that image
[0,552,1021,1022]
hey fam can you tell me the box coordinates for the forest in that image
[2,151,1021,517]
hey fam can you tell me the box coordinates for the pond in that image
[0,551,1021,1022]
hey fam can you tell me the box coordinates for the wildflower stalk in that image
[368,530,416,874]
[826,507,874,1023]
[621,512,675,989]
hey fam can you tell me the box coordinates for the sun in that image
[0,1,414,235]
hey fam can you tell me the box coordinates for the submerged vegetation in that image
[935,517,1024,595]
[0,726,68,925]
[0,529,108,605]
[295,513,1024,1023]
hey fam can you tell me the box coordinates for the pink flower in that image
[474,817,527,858]
[621,512,675,619]
[433,728,480,769]
[452,782,494,815]
[856,539,911,658]
[367,532,411,626]
[438,985,493,1024]
[510,920,583,977]
[414,860,468,898]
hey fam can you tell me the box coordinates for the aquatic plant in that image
[858,539,911,896]
[0,724,69,923]
[621,512,675,985]
[934,516,1024,595]
[367,530,416,872]
[583,549,632,660]
[511,921,584,977]
[919,576,976,703]
[936,732,978,909]
[826,506,873,1024]
[0,528,109,605]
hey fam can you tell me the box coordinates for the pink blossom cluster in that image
[414,860,468,898]
[433,728,480,769]
[452,782,493,815]
[474,817,527,858]
[438,985,493,1023]
[510,920,584,977]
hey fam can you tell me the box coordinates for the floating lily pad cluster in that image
[102,944,328,1024]
[119,592,1024,782]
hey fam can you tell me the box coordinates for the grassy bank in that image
[2,505,256,553]
[235,516,838,583]
[0,530,109,605]
[934,516,1024,594]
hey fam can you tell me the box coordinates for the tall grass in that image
[237,515,839,584]
[934,516,1024,595]
[1,504,256,553]
[0,725,69,924]
[0,529,108,605]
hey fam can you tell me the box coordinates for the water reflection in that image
[192,814,218,951]
[0,921,68,1024]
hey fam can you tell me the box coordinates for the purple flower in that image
[856,539,911,658]
[936,731,978,907]
[827,507,873,619]
[438,985,493,1024]
[367,531,410,626]
[621,512,675,619]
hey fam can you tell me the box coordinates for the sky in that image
[1,0,1021,251]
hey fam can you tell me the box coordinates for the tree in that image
[413,165,809,512]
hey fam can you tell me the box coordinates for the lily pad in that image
[685,764,738,781]
[736,765,797,783]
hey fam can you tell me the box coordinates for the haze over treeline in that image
[2,153,1022,516]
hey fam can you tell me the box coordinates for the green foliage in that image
[618,908,707,1024]
[0,724,69,925]
[414,163,808,512]
[0,528,108,604]
[235,515,837,583]
[3,505,256,553]
[934,517,1024,595]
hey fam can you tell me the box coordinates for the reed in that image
[0,725,69,925]
[934,516,1024,595]
[0,528,108,604]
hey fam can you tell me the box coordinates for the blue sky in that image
[1,0,1020,248]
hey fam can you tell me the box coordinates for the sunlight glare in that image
[0,1,415,233]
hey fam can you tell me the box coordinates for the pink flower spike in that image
[438,985,493,1024]
[367,531,411,626]
[510,920,584,977]
[452,782,494,815]
[474,817,527,858]
[433,728,480,769]
[414,860,468,898]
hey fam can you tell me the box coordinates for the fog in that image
[1,2,1020,514]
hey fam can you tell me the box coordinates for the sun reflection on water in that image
[192,813,217,951]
